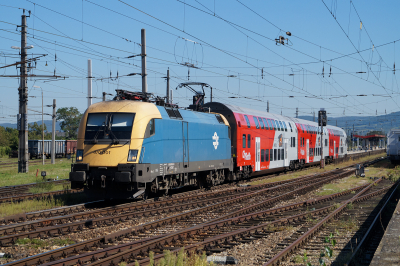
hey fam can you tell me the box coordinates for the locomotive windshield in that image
[85,112,135,143]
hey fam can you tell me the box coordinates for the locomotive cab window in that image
[85,112,135,143]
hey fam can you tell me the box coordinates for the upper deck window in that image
[263,118,269,130]
[85,112,135,143]
[244,115,251,128]
[258,117,264,129]
[253,117,260,129]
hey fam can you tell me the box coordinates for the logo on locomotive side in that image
[242,151,251,160]
[212,132,219,149]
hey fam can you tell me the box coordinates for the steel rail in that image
[2,157,385,266]
[0,164,337,225]
[0,171,329,247]
[2,168,346,266]
[137,179,389,266]
[346,182,400,266]
[262,178,384,266]
[0,188,82,204]
[39,173,363,266]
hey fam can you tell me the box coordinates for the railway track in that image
[0,166,347,246]
[0,179,69,199]
[1,157,384,266]
[0,158,64,168]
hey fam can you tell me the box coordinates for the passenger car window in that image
[282,121,288,131]
[253,117,260,129]
[261,149,264,162]
[265,149,269,161]
[274,120,280,131]
[270,149,273,161]
[243,134,246,148]
[288,123,293,132]
[258,117,264,129]
[263,118,269,130]
[244,115,251,128]
[248,134,251,148]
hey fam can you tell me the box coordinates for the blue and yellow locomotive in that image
[70,90,233,198]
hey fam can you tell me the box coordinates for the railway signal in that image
[319,108,327,169]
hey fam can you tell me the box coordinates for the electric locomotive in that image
[70,89,232,198]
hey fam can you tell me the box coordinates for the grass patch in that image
[130,249,214,266]
[292,254,303,263]
[15,238,49,249]
[28,180,71,194]
[52,238,75,246]
[14,237,75,249]
[0,190,88,218]
[0,196,65,218]
[249,153,385,186]
[0,158,74,187]
[316,176,372,196]
[336,217,359,232]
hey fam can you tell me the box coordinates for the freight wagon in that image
[28,140,77,159]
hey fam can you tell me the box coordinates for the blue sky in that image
[1,0,399,128]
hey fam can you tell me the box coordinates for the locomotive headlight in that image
[76,150,83,162]
[127,149,138,162]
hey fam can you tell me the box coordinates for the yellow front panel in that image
[77,100,162,167]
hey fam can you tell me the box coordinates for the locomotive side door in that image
[182,121,189,167]
[255,137,260,171]
[306,139,309,163]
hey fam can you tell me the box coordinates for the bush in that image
[0,146,11,157]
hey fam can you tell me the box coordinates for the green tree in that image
[5,127,18,150]
[28,122,51,140]
[56,107,82,139]
[0,126,9,147]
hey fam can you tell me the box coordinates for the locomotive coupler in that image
[101,175,106,188]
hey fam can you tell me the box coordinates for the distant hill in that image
[0,120,62,132]
[298,111,400,135]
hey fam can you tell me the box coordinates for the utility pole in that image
[296,107,298,118]
[42,89,44,165]
[51,99,56,164]
[267,101,269,112]
[170,89,173,104]
[102,92,106,101]
[313,111,315,122]
[18,12,29,173]
[166,68,170,103]
[88,59,92,108]
[141,29,147,93]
